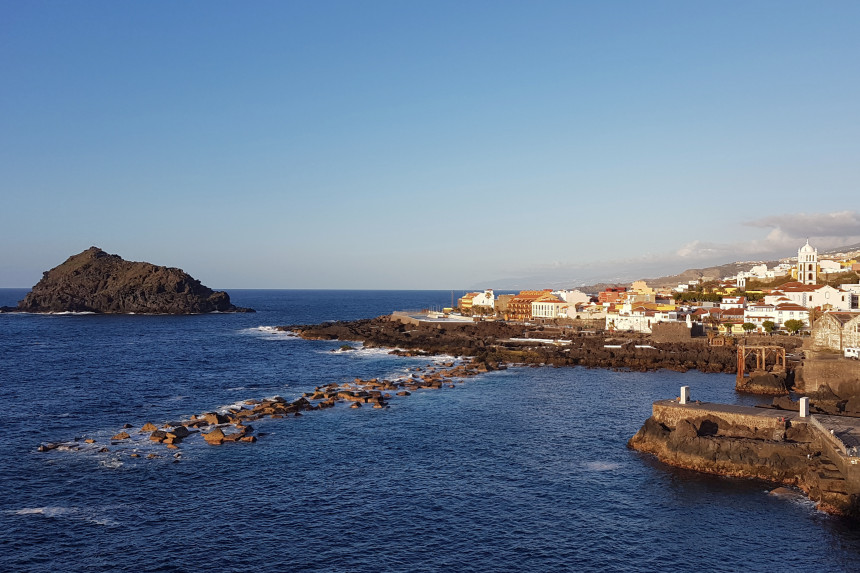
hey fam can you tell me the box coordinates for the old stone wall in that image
[651,323,691,343]
[652,401,789,431]
[390,313,420,326]
[847,317,860,348]
[799,353,860,396]
[812,316,844,352]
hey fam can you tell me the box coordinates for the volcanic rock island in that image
[6,247,253,314]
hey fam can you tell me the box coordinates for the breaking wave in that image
[239,326,299,340]
[7,506,119,527]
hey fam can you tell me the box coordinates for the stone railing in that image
[807,415,853,457]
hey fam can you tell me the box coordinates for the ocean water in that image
[1,288,859,572]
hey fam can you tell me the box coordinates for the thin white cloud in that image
[675,210,860,261]
[482,210,860,289]
[744,210,860,238]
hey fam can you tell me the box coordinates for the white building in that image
[531,296,566,320]
[720,296,747,310]
[819,260,843,274]
[839,284,860,309]
[606,304,655,333]
[605,303,697,334]
[749,264,768,277]
[470,289,495,308]
[798,240,818,285]
[744,301,811,331]
[769,284,852,311]
[552,289,591,305]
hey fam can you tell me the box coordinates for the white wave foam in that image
[8,506,118,526]
[217,400,255,415]
[238,326,299,340]
[583,461,622,472]
[49,311,97,316]
[11,506,74,517]
[99,458,124,469]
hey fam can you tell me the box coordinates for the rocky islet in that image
[8,247,253,314]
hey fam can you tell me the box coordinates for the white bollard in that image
[799,396,810,417]
[680,386,690,405]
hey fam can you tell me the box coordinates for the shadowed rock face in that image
[16,247,253,314]
[628,414,860,519]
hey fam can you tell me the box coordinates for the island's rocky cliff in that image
[14,247,253,314]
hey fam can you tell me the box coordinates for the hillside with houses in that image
[451,240,860,355]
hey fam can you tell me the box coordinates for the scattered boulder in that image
[166,426,190,440]
[203,427,226,445]
[149,430,168,443]
[201,412,229,425]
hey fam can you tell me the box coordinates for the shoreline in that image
[283,314,803,378]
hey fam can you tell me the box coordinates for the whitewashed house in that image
[552,289,591,305]
[470,289,495,309]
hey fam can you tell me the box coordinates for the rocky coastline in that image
[283,315,803,375]
[6,247,253,314]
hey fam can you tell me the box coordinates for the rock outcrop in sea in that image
[14,247,253,314]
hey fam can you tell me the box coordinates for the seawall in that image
[630,396,860,518]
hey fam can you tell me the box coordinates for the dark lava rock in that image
[17,247,254,314]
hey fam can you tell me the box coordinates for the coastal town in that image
[449,240,860,356]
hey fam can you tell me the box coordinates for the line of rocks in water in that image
[37,357,497,458]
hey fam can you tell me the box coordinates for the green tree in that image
[742,322,757,334]
[784,319,805,335]
[762,320,776,334]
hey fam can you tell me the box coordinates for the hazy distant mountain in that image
[475,241,860,293]
[822,242,860,255]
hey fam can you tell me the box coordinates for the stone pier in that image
[630,386,860,518]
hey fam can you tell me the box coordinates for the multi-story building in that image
[743,301,810,331]
[765,283,852,311]
[598,287,627,305]
[531,294,566,320]
[507,290,552,321]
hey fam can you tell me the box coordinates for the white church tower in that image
[797,239,818,285]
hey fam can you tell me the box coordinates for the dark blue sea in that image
[2,288,859,572]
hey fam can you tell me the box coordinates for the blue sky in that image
[2,1,860,289]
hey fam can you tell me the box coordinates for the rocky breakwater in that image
[285,316,745,374]
[37,358,493,459]
[629,399,860,518]
[10,247,253,314]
